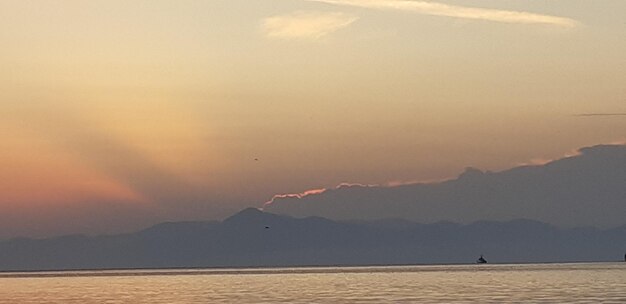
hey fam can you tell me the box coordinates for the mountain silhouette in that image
[1,209,625,271]
[264,144,626,228]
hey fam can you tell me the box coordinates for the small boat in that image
[476,255,487,264]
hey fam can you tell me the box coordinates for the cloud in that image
[262,183,381,209]
[263,188,327,209]
[574,113,626,117]
[307,0,579,27]
[336,182,378,188]
[262,11,358,40]
[264,144,626,228]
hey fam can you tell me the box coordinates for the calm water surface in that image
[1,263,625,303]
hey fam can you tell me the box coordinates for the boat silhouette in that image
[476,255,487,264]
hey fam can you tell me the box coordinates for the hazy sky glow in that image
[1,0,625,237]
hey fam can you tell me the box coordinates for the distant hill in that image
[264,144,626,228]
[1,208,624,271]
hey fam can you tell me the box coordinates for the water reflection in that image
[1,263,625,303]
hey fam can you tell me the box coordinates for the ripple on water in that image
[0,263,625,303]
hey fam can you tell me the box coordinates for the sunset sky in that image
[1,0,625,237]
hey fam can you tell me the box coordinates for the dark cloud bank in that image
[265,144,626,228]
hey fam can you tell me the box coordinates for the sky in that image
[1,0,625,238]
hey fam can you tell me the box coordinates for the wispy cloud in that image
[262,11,358,40]
[262,188,327,209]
[307,0,579,27]
[573,113,626,117]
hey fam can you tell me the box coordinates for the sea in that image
[1,263,625,303]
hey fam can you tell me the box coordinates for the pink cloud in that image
[262,188,328,209]
[336,182,378,189]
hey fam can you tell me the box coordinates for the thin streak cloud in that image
[308,0,579,27]
[262,11,358,40]
[574,113,626,117]
[262,188,327,209]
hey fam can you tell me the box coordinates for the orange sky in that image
[1,0,625,237]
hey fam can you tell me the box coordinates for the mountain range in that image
[1,208,624,271]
